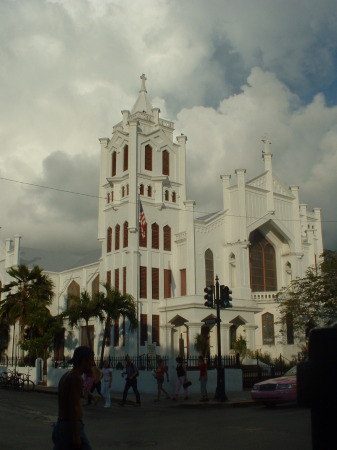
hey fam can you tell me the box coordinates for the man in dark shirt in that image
[52,346,94,449]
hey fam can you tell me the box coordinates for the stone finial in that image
[140,73,147,93]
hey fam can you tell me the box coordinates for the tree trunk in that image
[99,318,111,368]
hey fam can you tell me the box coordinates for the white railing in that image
[251,291,278,301]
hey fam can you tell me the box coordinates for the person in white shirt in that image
[101,361,112,408]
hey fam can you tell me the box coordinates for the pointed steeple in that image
[131,73,153,115]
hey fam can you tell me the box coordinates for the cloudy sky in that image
[1,0,336,256]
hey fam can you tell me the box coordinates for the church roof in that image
[20,247,101,272]
[131,74,153,115]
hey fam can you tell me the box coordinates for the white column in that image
[185,322,203,357]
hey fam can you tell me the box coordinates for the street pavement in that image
[35,383,255,408]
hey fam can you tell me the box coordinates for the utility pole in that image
[204,275,232,401]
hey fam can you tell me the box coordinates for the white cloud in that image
[0,0,336,252]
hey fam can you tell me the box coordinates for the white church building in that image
[0,74,323,364]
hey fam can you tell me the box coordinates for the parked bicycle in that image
[0,368,35,391]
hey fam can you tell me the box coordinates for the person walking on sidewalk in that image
[52,346,94,450]
[119,356,141,406]
[198,355,209,402]
[101,361,112,408]
[174,356,189,400]
[88,363,103,405]
[155,358,170,401]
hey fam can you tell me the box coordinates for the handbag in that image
[183,380,192,389]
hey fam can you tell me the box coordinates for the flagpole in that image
[135,125,140,363]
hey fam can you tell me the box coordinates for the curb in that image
[34,387,255,408]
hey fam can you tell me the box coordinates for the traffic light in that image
[220,285,232,308]
[204,286,214,308]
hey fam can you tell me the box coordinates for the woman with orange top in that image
[155,358,170,401]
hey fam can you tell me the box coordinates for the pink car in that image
[251,366,297,404]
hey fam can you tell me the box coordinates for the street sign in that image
[204,318,219,325]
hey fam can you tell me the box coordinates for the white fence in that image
[47,358,243,394]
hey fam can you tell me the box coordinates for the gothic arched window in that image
[249,230,277,292]
[205,249,214,287]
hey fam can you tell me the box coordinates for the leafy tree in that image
[96,283,137,367]
[62,290,100,350]
[194,333,209,357]
[0,264,54,345]
[277,250,337,338]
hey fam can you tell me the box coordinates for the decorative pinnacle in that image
[140,73,147,93]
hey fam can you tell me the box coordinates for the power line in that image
[1,176,336,224]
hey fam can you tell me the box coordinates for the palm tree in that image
[63,290,100,350]
[96,283,137,367]
[0,264,54,345]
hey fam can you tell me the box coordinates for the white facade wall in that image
[0,76,323,365]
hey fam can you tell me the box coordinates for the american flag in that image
[139,201,147,239]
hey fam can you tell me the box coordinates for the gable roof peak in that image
[131,73,153,115]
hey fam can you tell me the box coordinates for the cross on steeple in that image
[261,133,272,156]
[140,73,147,93]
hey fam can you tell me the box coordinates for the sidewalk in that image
[35,384,254,408]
